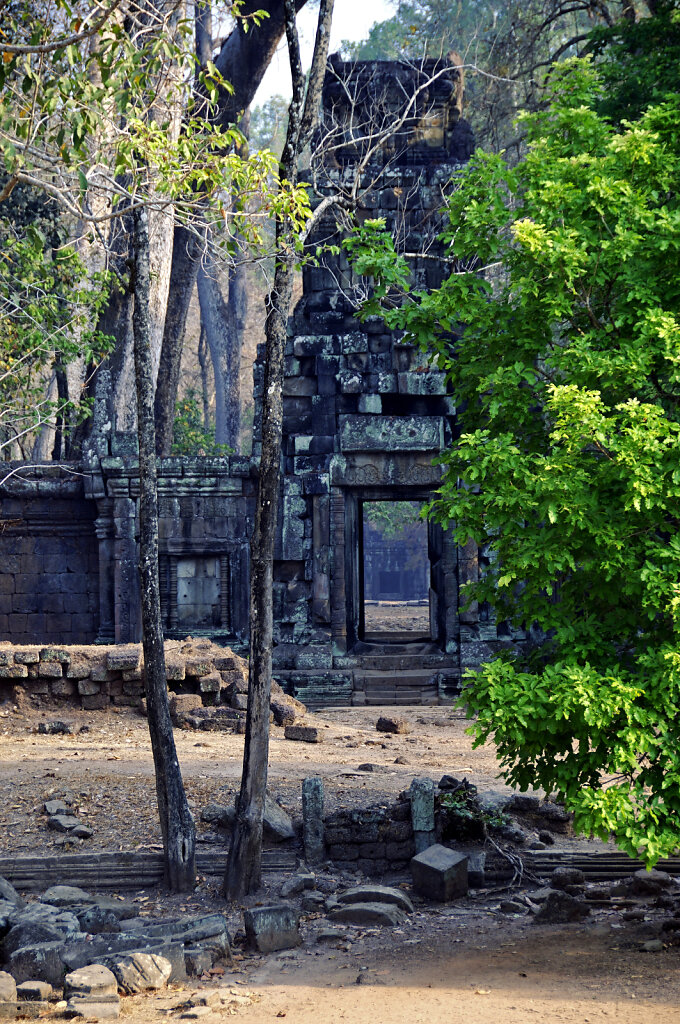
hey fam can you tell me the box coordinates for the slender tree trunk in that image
[154,225,201,455]
[198,324,211,430]
[224,0,334,899]
[196,256,246,450]
[132,203,196,892]
[223,253,294,897]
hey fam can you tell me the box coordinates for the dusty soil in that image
[1,699,679,1024]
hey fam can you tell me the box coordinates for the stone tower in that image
[252,58,498,706]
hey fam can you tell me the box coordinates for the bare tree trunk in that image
[224,0,334,899]
[153,0,310,456]
[132,202,196,892]
[198,324,211,429]
[196,255,246,450]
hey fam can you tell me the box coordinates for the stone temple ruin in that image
[0,58,514,708]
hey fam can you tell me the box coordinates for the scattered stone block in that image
[630,868,676,896]
[302,776,324,865]
[243,905,301,953]
[301,892,325,913]
[165,658,186,681]
[329,902,407,926]
[4,921,65,958]
[43,799,68,816]
[111,952,172,994]
[47,815,82,834]
[279,872,315,898]
[336,885,414,914]
[551,867,585,891]
[0,876,24,908]
[184,948,213,977]
[284,724,323,743]
[410,844,468,902]
[41,885,92,906]
[0,974,16,1003]
[8,941,67,987]
[532,890,590,924]
[200,803,235,829]
[270,700,296,727]
[264,796,295,843]
[376,715,410,735]
[198,672,221,694]
[16,981,52,1001]
[315,927,345,943]
[169,694,203,721]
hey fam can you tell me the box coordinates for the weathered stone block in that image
[106,647,141,672]
[339,415,444,452]
[50,679,76,698]
[198,672,221,694]
[14,649,39,665]
[329,902,406,926]
[78,679,101,696]
[302,776,324,865]
[0,664,26,679]
[284,724,323,743]
[40,648,70,664]
[243,905,301,954]
[38,663,63,679]
[410,845,468,902]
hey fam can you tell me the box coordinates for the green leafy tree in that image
[345,60,680,864]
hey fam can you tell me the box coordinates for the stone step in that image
[357,670,442,688]
[364,693,439,706]
[351,654,456,671]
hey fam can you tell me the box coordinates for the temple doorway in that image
[360,499,430,642]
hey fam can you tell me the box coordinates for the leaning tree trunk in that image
[132,203,197,892]
[224,0,334,899]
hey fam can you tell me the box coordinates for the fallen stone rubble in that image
[1,859,680,1019]
[0,640,306,732]
[0,879,233,1018]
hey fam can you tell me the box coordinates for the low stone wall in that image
[324,798,415,876]
[0,639,248,711]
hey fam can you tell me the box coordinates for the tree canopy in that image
[345,59,680,863]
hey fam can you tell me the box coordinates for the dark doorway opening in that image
[360,499,430,642]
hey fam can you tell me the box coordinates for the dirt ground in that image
[1,700,679,1024]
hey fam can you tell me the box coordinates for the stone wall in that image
[0,469,99,644]
[324,797,415,876]
[0,639,248,711]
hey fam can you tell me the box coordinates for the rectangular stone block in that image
[410,845,468,902]
[50,678,76,698]
[38,663,63,679]
[106,647,141,672]
[243,905,301,954]
[14,650,40,666]
[78,679,101,696]
[338,415,444,453]
[0,665,26,679]
[284,724,323,743]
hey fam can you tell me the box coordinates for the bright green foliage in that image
[0,225,112,455]
[171,389,232,457]
[345,60,680,863]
